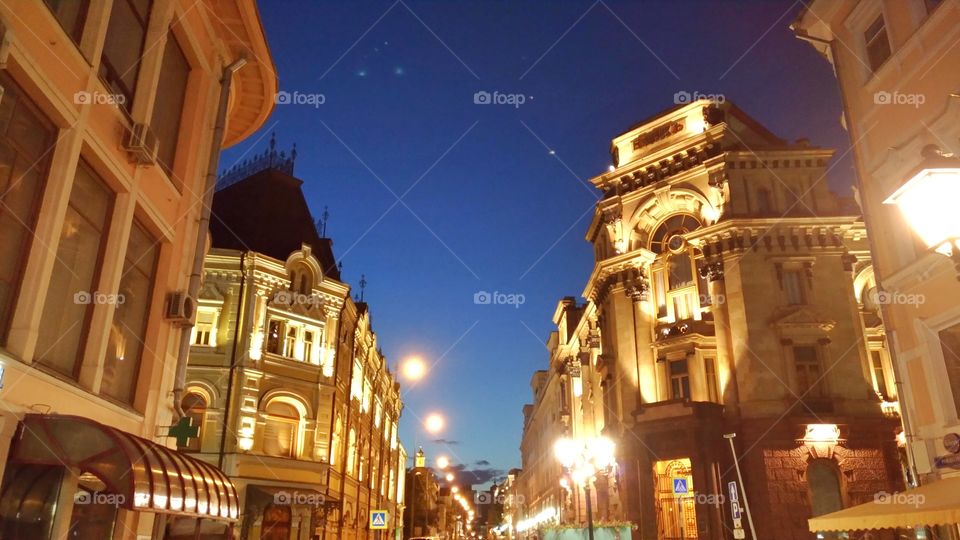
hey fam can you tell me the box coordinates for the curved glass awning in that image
[10,414,239,521]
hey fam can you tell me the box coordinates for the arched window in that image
[807,460,843,539]
[648,214,705,322]
[331,416,343,466]
[346,428,358,474]
[263,400,303,458]
[179,392,207,452]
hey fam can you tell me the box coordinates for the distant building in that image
[794,1,960,534]
[0,0,274,537]
[183,145,405,539]
[405,449,441,538]
[518,99,904,539]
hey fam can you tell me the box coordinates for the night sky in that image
[221,0,852,487]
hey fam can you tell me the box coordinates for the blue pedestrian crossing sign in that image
[370,510,389,530]
[673,478,688,494]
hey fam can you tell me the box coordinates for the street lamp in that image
[437,455,450,469]
[885,145,960,275]
[425,412,446,434]
[400,356,427,381]
[553,436,616,540]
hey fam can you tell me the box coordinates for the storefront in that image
[0,414,240,539]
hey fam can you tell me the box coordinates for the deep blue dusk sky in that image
[222,0,853,487]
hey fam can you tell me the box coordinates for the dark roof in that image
[209,167,340,280]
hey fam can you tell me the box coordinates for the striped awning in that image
[809,476,960,532]
[10,414,239,521]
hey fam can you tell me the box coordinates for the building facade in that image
[518,99,905,539]
[0,0,274,538]
[793,1,960,533]
[183,155,406,539]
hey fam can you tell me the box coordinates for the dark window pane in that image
[864,15,891,72]
[43,0,89,44]
[35,161,112,377]
[940,324,960,418]
[101,220,158,404]
[0,74,55,342]
[99,0,152,109]
[151,31,190,178]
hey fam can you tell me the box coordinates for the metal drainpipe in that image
[173,56,247,419]
[794,28,921,486]
[218,251,247,470]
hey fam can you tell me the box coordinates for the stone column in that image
[703,259,740,413]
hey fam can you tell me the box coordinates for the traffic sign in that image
[733,518,742,529]
[727,481,738,502]
[731,500,741,520]
[673,478,688,494]
[370,510,388,530]
[733,529,745,539]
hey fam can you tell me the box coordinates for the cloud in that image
[451,463,504,486]
[475,460,490,466]
[432,439,460,446]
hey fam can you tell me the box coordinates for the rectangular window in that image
[35,162,113,377]
[43,0,90,45]
[870,350,889,399]
[284,326,297,358]
[101,220,158,404]
[704,357,719,402]
[151,30,190,178]
[864,15,892,72]
[655,271,667,319]
[99,0,152,109]
[783,270,805,305]
[303,330,314,363]
[669,359,690,400]
[192,309,217,346]
[794,345,826,398]
[939,324,960,419]
[0,74,57,343]
[351,361,363,400]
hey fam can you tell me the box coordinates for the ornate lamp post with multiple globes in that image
[554,436,617,540]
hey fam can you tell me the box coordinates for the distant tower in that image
[415,447,426,468]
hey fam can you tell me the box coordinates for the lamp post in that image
[884,145,960,275]
[554,436,616,540]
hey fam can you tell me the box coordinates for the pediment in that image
[770,307,836,333]
[198,282,225,302]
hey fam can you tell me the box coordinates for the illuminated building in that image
[0,0,274,537]
[182,146,405,539]
[519,99,904,539]
[794,1,960,534]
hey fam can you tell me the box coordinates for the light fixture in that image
[884,145,960,274]
[436,455,450,469]
[424,413,445,434]
[803,423,841,444]
[401,357,427,381]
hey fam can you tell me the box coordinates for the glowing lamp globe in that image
[885,149,960,257]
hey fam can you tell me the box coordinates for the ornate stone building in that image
[183,152,405,539]
[518,99,905,539]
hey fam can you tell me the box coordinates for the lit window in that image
[263,400,301,458]
[794,345,826,398]
[35,161,112,378]
[374,399,383,428]
[864,14,891,72]
[303,330,315,363]
[0,74,56,344]
[192,308,218,346]
[870,350,889,399]
[362,379,372,412]
[266,319,282,354]
[102,220,159,404]
[351,361,363,400]
[284,326,297,357]
[669,359,690,400]
[347,428,358,474]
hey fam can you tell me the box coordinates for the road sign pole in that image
[724,433,758,540]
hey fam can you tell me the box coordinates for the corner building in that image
[524,99,906,540]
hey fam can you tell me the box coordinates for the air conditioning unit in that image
[165,292,196,326]
[123,122,159,165]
